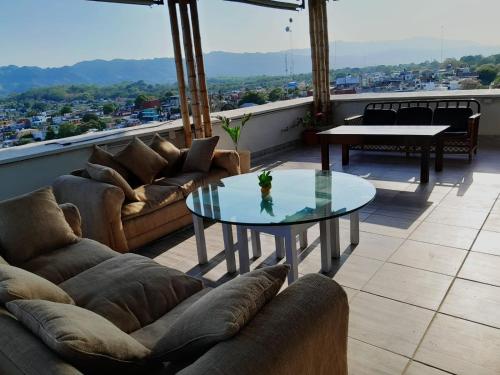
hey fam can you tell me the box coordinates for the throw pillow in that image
[151,264,289,361]
[182,136,219,173]
[88,145,131,181]
[150,133,182,177]
[0,187,78,265]
[115,137,168,185]
[86,162,140,202]
[6,300,151,373]
[0,264,74,304]
[0,255,7,265]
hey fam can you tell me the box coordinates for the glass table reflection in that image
[186,169,376,283]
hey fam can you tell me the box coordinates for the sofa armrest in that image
[52,175,128,253]
[212,150,241,176]
[179,274,348,375]
[344,114,364,125]
[59,203,82,237]
[468,113,481,146]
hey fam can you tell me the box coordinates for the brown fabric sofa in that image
[0,203,349,375]
[53,149,240,252]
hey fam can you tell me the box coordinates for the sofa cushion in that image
[115,137,168,185]
[150,134,183,177]
[396,106,433,125]
[0,264,74,305]
[151,264,289,362]
[122,185,184,220]
[86,162,140,202]
[433,107,473,133]
[182,136,219,173]
[155,172,206,196]
[6,300,151,373]
[0,187,79,265]
[59,254,203,333]
[363,108,397,125]
[21,238,118,285]
[88,144,131,181]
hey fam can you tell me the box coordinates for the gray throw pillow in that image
[114,137,168,185]
[6,300,152,373]
[0,187,78,265]
[150,133,182,177]
[182,136,219,173]
[0,264,74,305]
[151,264,289,361]
[86,162,140,202]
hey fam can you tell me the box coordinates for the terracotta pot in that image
[238,150,251,174]
[301,128,319,146]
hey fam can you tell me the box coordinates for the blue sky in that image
[1,0,499,67]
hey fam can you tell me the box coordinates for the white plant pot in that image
[238,150,251,174]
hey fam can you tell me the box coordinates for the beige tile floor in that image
[139,142,500,374]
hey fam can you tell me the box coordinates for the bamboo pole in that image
[189,0,212,137]
[319,0,331,121]
[315,0,326,115]
[179,0,204,138]
[167,0,192,146]
[308,0,319,113]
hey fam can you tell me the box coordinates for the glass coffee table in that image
[186,169,376,284]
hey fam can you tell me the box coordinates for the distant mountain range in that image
[1,37,499,96]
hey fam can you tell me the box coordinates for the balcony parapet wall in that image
[1,90,500,200]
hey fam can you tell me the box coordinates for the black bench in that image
[344,99,481,161]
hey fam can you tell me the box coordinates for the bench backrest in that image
[362,99,481,132]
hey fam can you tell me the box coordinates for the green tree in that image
[32,102,47,113]
[268,87,284,102]
[57,123,79,138]
[45,125,56,140]
[135,94,153,109]
[82,113,99,123]
[102,103,117,115]
[60,105,72,116]
[460,79,482,90]
[238,91,267,106]
[476,64,498,85]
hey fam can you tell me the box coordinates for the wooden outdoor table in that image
[318,125,450,183]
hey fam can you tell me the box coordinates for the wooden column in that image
[308,0,331,123]
[168,0,192,146]
[189,0,212,137]
[179,0,204,139]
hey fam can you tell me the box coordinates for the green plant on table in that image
[217,113,252,151]
[258,170,273,190]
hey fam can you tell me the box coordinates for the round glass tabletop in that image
[186,169,376,226]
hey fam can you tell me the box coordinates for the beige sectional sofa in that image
[53,137,240,252]
[0,189,349,375]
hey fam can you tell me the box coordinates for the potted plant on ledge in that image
[299,111,325,146]
[217,113,253,173]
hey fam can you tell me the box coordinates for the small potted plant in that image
[258,170,273,196]
[299,111,325,146]
[217,113,252,173]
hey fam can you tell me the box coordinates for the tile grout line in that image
[401,191,500,374]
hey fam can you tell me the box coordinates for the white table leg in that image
[330,217,340,258]
[275,236,285,259]
[319,220,332,273]
[236,226,250,274]
[250,230,262,258]
[192,214,208,264]
[299,231,308,250]
[350,211,360,245]
[222,223,237,273]
[284,229,298,284]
